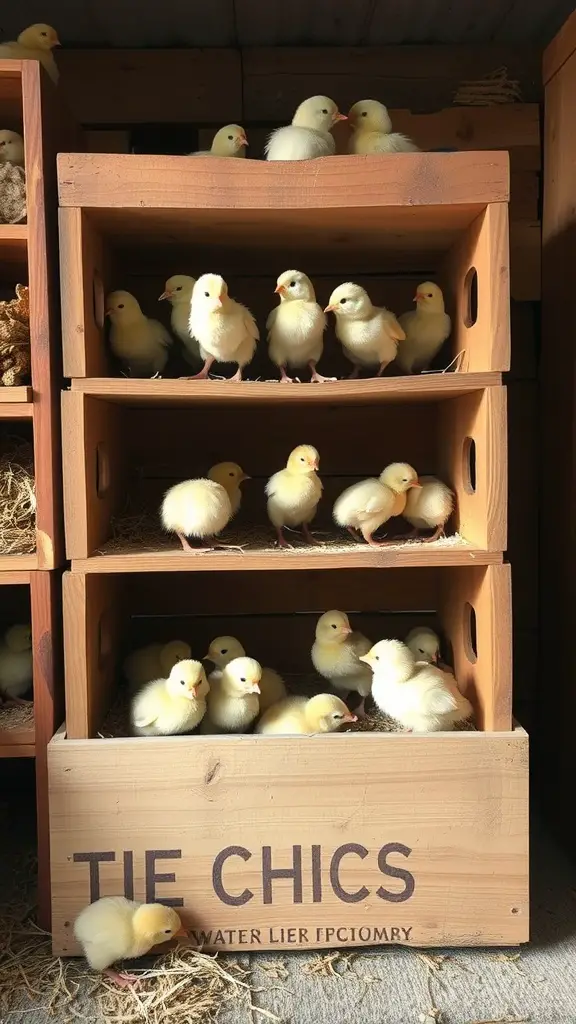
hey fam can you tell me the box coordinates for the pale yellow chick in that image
[158,275,201,366]
[74,896,185,987]
[256,693,357,735]
[0,25,61,84]
[0,624,32,703]
[333,462,420,547]
[131,659,209,736]
[348,100,419,154]
[266,269,331,383]
[205,635,287,712]
[0,130,24,167]
[190,124,248,157]
[266,96,347,161]
[123,640,192,690]
[397,282,452,374]
[187,274,258,381]
[266,444,322,548]
[325,282,405,378]
[161,462,248,552]
[106,290,172,377]
[311,611,373,716]
[202,656,261,733]
[405,626,441,665]
[403,474,454,542]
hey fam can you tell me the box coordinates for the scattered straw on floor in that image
[301,951,355,978]
[0,438,35,554]
[0,700,34,731]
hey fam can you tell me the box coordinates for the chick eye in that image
[228,135,233,141]
[427,293,433,298]
[41,31,47,37]
[240,677,246,683]
[331,624,337,630]
[221,648,228,655]
[229,471,234,477]
[374,655,380,661]
[180,679,186,686]
[361,111,368,117]
[333,713,343,721]
[118,303,124,309]
[402,477,408,482]
[289,281,296,288]
[164,928,172,935]
[321,108,328,114]
[300,456,305,462]
[176,286,182,291]
[204,291,210,298]
[340,298,347,305]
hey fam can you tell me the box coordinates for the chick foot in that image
[421,526,444,543]
[275,528,292,549]
[180,356,215,380]
[279,366,295,384]
[347,367,361,380]
[301,523,316,545]
[362,532,394,548]
[346,526,362,543]
[377,361,392,377]
[104,969,140,988]
[308,361,337,384]
[176,532,213,554]
[354,699,367,720]
[229,366,244,382]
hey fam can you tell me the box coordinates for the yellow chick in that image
[158,275,201,367]
[267,270,332,383]
[360,640,472,732]
[0,624,32,703]
[187,274,259,382]
[0,24,61,84]
[311,611,373,717]
[325,282,405,378]
[106,290,172,378]
[190,124,248,157]
[266,444,323,548]
[131,659,209,736]
[348,100,419,154]
[257,693,357,735]
[397,282,452,374]
[0,130,24,167]
[333,462,420,547]
[266,96,347,161]
[161,462,248,552]
[202,656,261,733]
[123,640,192,690]
[403,474,454,542]
[405,626,441,665]
[74,896,186,987]
[204,635,287,713]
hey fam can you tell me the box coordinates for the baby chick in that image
[74,896,185,987]
[106,290,172,378]
[202,656,261,733]
[405,626,441,665]
[267,270,332,383]
[0,25,60,84]
[0,130,24,167]
[204,635,287,713]
[325,282,405,378]
[360,640,472,732]
[158,275,201,366]
[0,624,32,704]
[187,274,258,381]
[266,96,347,161]
[348,100,419,154]
[190,124,248,157]
[397,283,451,374]
[161,462,248,552]
[333,462,420,547]
[257,693,357,735]
[403,475,454,542]
[123,640,192,690]
[131,659,209,736]
[311,611,372,717]
[266,444,322,548]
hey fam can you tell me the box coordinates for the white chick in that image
[325,282,405,378]
[123,640,192,690]
[311,610,372,717]
[205,635,287,713]
[161,462,248,552]
[397,282,451,374]
[360,640,472,732]
[403,474,454,542]
[405,626,441,665]
[106,290,172,378]
[266,444,322,548]
[187,274,258,382]
[0,130,24,167]
[257,693,357,735]
[267,270,332,383]
[131,659,209,736]
[74,896,185,987]
[266,96,347,161]
[189,124,248,157]
[202,656,261,733]
[158,275,201,366]
[333,462,420,548]
[348,100,419,154]
[0,624,32,703]
[0,25,61,84]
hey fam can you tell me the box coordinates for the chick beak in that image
[341,626,353,636]
[104,309,113,318]
[344,712,358,724]
[53,37,62,46]
[334,112,348,122]
[432,653,439,664]
[324,303,336,313]
[174,925,188,939]
[239,136,248,147]
[251,682,261,694]
[310,460,319,471]
[158,290,171,301]
[240,472,251,482]
[214,296,223,309]
[358,654,372,666]
[409,479,422,489]
[414,293,424,302]
[187,683,199,697]
[275,284,285,295]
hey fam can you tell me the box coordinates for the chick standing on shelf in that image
[106,290,172,378]
[360,639,472,732]
[266,444,322,548]
[0,131,24,167]
[405,626,441,665]
[311,611,373,717]
[348,100,419,154]
[333,462,420,548]
[325,282,405,378]
[187,274,259,382]
[74,896,186,988]
[0,624,32,704]
[205,635,287,712]
[158,275,201,367]
[397,283,451,374]
[202,656,261,733]
[123,640,192,690]
[131,659,209,736]
[266,96,347,161]
[161,462,249,552]
[189,124,248,157]
[257,693,357,735]
[0,25,61,84]
[267,270,332,383]
[403,475,454,542]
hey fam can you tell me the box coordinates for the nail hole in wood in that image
[462,436,476,494]
[464,602,478,664]
[93,271,105,329]
[96,443,110,497]
[463,266,478,327]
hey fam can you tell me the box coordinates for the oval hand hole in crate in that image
[463,267,478,328]
[93,271,105,330]
[462,436,476,493]
[96,443,111,497]
[464,601,478,663]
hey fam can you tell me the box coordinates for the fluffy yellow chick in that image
[397,282,452,374]
[257,693,357,735]
[74,896,186,987]
[0,624,32,703]
[190,124,248,157]
[360,640,472,732]
[0,130,24,167]
[405,626,441,665]
[205,635,287,712]
[123,640,192,690]
[348,100,419,154]
[266,444,322,548]
[131,659,209,736]
[187,274,258,382]
[202,656,261,733]
[0,25,60,84]
[158,275,201,366]
[266,270,332,383]
[311,611,373,716]
[333,462,420,547]
[161,462,248,552]
[106,290,172,377]
[266,96,347,161]
[403,474,454,542]
[325,282,405,378]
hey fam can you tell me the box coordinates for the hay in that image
[0,284,31,386]
[0,437,35,554]
[0,162,26,224]
[0,700,34,731]
[454,66,523,106]
[301,951,354,978]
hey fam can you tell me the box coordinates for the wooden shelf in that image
[0,386,32,404]
[0,708,35,758]
[0,223,28,275]
[0,554,37,572]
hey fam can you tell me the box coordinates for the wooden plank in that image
[510,221,541,300]
[507,382,538,630]
[543,7,576,83]
[0,571,31,585]
[0,387,32,404]
[235,0,373,45]
[0,401,33,418]
[59,209,110,378]
[0,555,37,571]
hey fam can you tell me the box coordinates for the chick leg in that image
[355,698,367,720]
[308,361,337,384]
[181,356,215,380]
[279,366,295,384]
[361,527,394,548]
[347,526,362,542]
[275,527,292,549]
[229,365,244,383]
[377,360,392,377]
[301,522,316,545]
[104,969,140,988]
[347,367,361,380]
[421,526,444,543]
[177,532,212,554]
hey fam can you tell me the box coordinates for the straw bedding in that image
[0,438,36,555]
